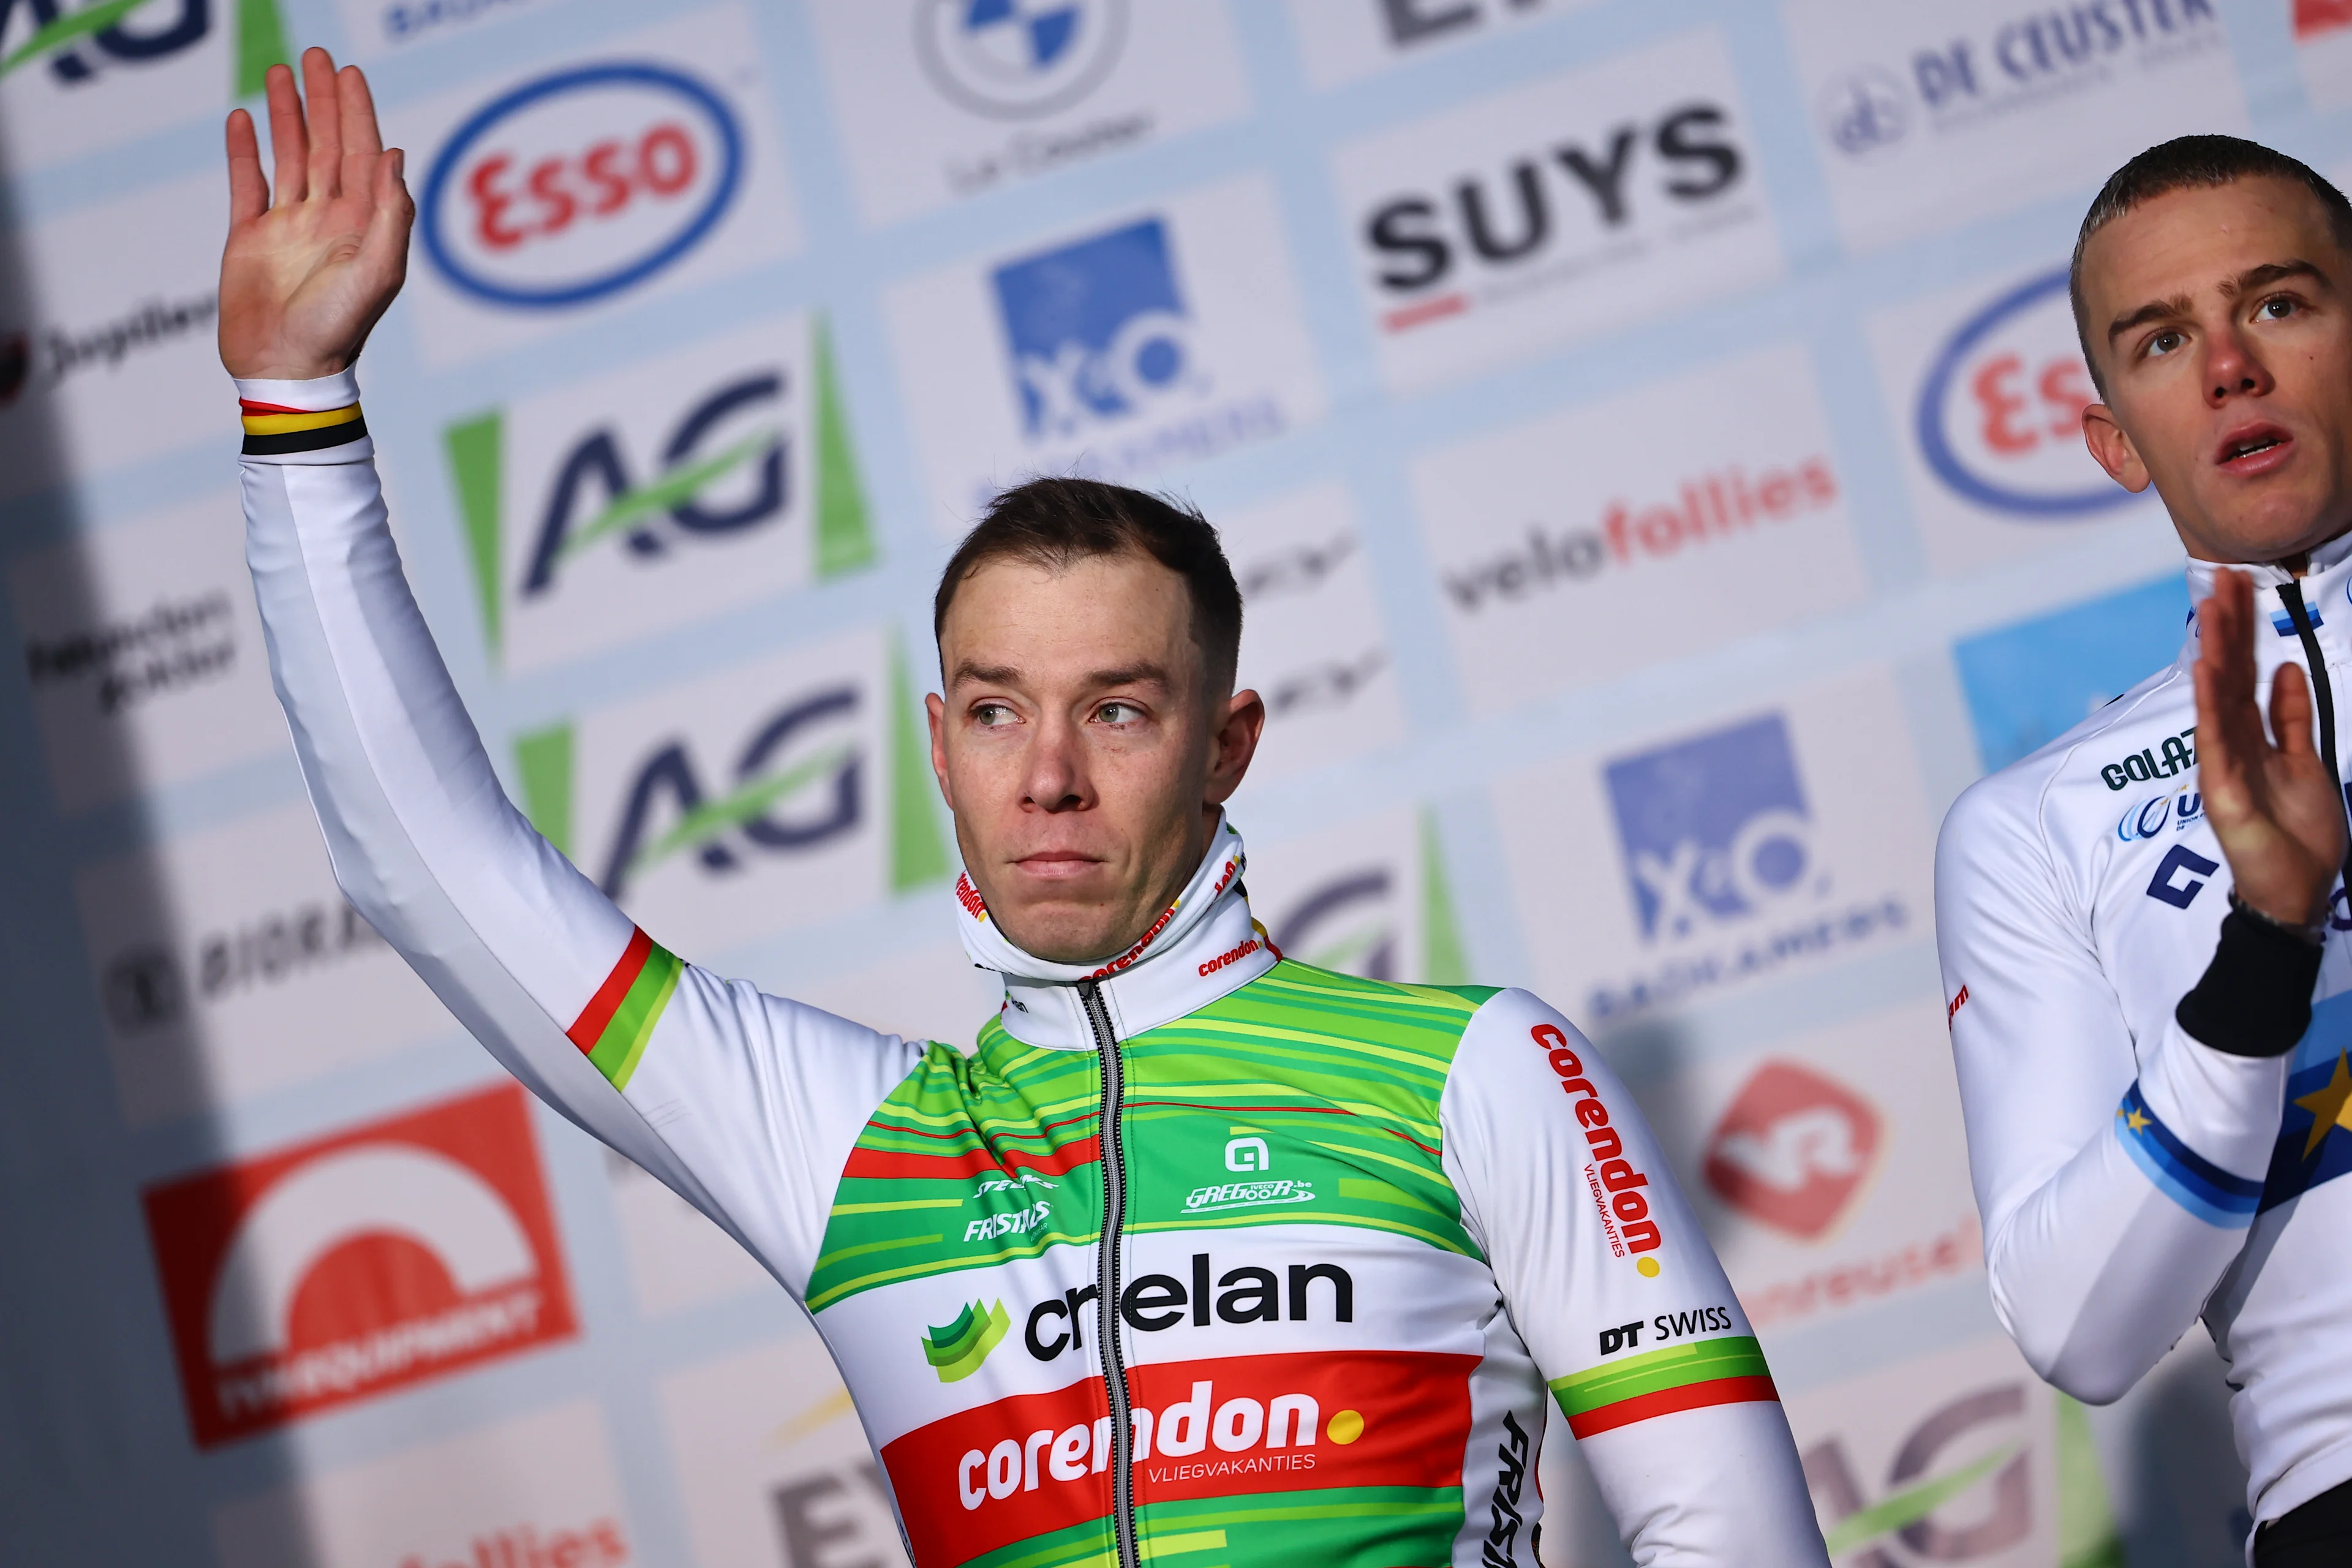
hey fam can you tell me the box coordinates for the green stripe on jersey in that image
[588,941,680,1091]
[1550,1335,1771,1417]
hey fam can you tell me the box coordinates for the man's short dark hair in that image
[933,477,1244,693]
[2070,134,2352,395]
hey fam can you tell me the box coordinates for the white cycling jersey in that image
[235,369,1826,1567]
[1937,532,2352,1537]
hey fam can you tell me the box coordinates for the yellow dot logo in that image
[1327,1409,1365,1445]
[1637,1256,1660,1278]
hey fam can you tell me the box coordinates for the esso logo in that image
[1917,268,2133,518]
[421,63,742,309]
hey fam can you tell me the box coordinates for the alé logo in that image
[1605,714,1822,947]
[918,0,1127,119]
[1262,810,1468,986]
[923,1298,1010,1382]
[443,318,875,675]
[1917,266,2132,520]
[1803,1382,2034,1565]
[993,215,1199,441]
[141,1081,577,1447]
[1703,1060,1883,1242]
[421,55,742,309]
[0,0,281,96]
[514,628,951,952]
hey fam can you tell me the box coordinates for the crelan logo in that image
[925,1298,1010,1382]
[0,0,285,97]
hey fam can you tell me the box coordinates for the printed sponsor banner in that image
[806,0,1250,225]
[211,1400,635,1568]
[440,313,873,675]
[1782,0,2245,252]
[74,801,454,1126]
[1223,483,1406,782]
[1953,573,2187,772]
[143,1082,579,1446]
[1411,344,1866,715]
[337,0,547,58]
[0,0,274,171]
[884,173,1324,532]
[10,491,286,813]
[1493,668,1937,1026]
[1243,804,1468,986]
[1868,262,2160,576]
[659,1332,909,1568]
[388,3,801,365]
[1785,1336,2061,1567]
[1630,1001,1980,1336]
[2299,0,2352,111]
[508,625,948,957]
[1284,0,1599,88]
[1328,28,1779,392]
[0,171,227,501]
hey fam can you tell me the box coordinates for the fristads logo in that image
[916,0,1127,118]
[0,0,284,168]
[1703,1061,1882,1242]
[142,1082,577,1447]
[1329,29,1777,391]
[514,627,950,956]
[442,318,873,675]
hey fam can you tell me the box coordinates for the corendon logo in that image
[881,1349,1474,1566]
[421,62,743,308]
[141,1082,577,1446]
[1918,267,2129,518]
[1703,1060,1882,1241]
[1442,456,1839,614]
[1532,1023,1664,1265]
[1360,100,1744,333]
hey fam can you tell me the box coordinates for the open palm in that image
[219,49,412,381]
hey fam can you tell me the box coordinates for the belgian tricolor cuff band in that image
[241,398,368,456]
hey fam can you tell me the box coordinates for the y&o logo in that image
[422,61,742,308]
[1607,714,1816,944]
[916,0,1127,119]
[993,216,1195,439]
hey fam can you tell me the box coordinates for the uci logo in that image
[598,686,861,900]
[422,62,742,309]
[915,0,1128,120]
[2116,789,2203,843]
[1917,268,2132,519]
[0,0,209,84]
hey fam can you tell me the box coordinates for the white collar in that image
[952,814,1280,1050]
[2181,530,2352,680]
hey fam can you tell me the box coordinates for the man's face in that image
[2078,176,2352,564]
[927,552,1264,965]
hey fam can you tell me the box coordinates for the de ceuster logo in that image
[143,1082,578,1446]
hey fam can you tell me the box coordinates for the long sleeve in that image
[1441,988,1826,1566]
[238,370,924,1299]
[1935,775,2286,1403]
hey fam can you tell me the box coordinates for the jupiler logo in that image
[1605,714,1817,944]
[916,0,1128,119]
[992,216,1199,440]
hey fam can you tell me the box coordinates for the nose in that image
[2205,319,2276,407]
[1022,710,1090,813]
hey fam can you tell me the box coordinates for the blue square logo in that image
[1604,714,1814,942]
[991,217,1196,438]
[1952,573,2188,774]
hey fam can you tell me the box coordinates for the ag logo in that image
[1605,714,1818,944]
[0,0,242,86]
[1917,267,2122,519]
[1804,1382,2032,1564]
[1703,1060,1882,1240]
[141,1082,577,1446]
[421,61,742,308]
[916,0,1127,119]
[992,215,1196,440]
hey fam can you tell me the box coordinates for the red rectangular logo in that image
[143,1082,578,1447]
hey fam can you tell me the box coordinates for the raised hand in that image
[219,48,413,380]
[2194,568,2348,928]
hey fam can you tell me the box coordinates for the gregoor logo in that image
[992,216,1197,440]
[1703,1060,1882,1241]
[916,0,1127,119]
[1606,714,1817,945]
[142,1083,576,1446]
[422,62,743,308]
[1918,268,2125,518]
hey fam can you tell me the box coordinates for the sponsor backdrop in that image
[0,1,2337,1564]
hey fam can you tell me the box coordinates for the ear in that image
[925,691,956,811]
[2081,401,2152,493]
[1203,688,1266,807]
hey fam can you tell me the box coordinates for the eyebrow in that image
[948,660,1174,690]
[2107,259,2333,344]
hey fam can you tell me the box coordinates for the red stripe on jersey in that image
[236,399,309,415]
[843,1135,1102,1183]
[1566,1373,1779,1439]
[569,927,653,1053]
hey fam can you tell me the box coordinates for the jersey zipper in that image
[1077,976,1140,1568]
[2275,581,2352,895]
